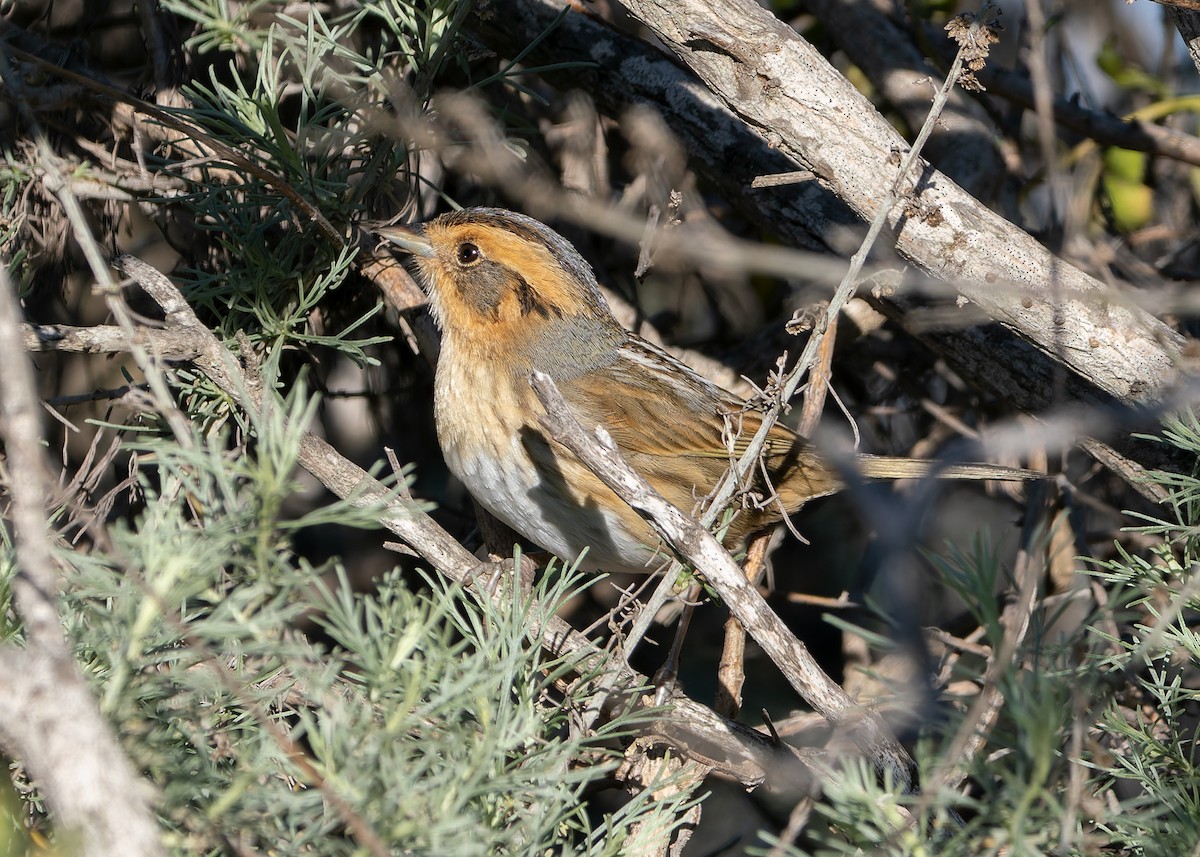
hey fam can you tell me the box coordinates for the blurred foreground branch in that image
[0,264,166,857]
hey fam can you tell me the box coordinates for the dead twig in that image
[713,532,772,719]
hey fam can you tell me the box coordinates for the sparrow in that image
[377,207,1032,574]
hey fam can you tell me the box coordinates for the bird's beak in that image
[376,224,435,258]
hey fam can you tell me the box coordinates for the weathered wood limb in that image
[469,0,1195,478]
[610,0,1184,405]
[798,0,1005,199]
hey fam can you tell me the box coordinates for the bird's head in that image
[376,208,623,369]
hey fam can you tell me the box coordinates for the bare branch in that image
[530,371,917,789]
[1168,6,1200,76]
[23,322,205,360]
[802,0,1005,197]
[0,280,65,654]
[613,0,1182,405]
[974,53,1200,167]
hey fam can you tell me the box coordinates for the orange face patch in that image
[415,221,599,350]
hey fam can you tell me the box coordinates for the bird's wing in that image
[555,336,779,456]
[553,336,840,518]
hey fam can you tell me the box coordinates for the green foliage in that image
[763,420,1200,855]
[0,361,695,854]
[6,0,1199,852]
[143,0,447,358]
[1102,147,1154,233]
[805,548,1087,854]
[1085,414,1200,855]
[0,163,31,295]
[1097,36,1170,100]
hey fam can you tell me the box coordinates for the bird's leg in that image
[469,498,538,598]
[652,581,704,705]
[653,531,774,705]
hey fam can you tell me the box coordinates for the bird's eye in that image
[456,242,481,266]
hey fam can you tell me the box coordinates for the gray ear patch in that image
[457,261,506,319]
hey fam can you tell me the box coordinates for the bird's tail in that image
[855,454,1041,482]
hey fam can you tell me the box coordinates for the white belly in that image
[434,360,664,574]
